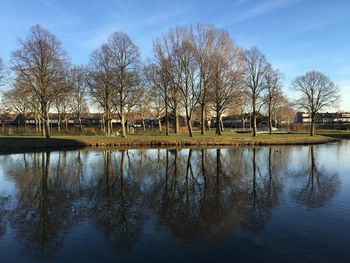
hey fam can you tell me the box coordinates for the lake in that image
[0,141,349,262]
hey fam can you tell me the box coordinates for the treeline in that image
[0,24,339,138]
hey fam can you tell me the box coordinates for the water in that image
[0,141,349,262]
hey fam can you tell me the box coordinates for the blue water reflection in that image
[0,142,349,262]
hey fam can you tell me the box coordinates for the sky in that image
[0,0,350,111]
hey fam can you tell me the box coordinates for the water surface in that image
[0,141,349,262]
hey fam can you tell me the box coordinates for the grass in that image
[289,129,350,139]
[0,130,339,154]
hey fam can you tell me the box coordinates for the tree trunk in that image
[185,108,193,137]
[206,117,211,131]
[310,113,315,136]
[242,118,246,131]
[57,115,61,133]
[252,98,257,136]
[253,112,257,137]
[174,106,179,134]
[216,110,222,135]
[65,118,68,133]
[100,114,104,133]
[43,104,50,139]
[121,113,126,138]
[41,119,45,136]
[268,101,273,135]
[109,119,113,135]
[165,95,169,136]
[38,117,42,134]
[157,112,162,132]
[106,111,111,135]
[23,115,26,132]
[35,116,39,134]
[78,116,82,132]
[219,116,224,133]
[173,102,179,134]
[269,114,273,135]
[200,104,205,135]
[142,116,146,131]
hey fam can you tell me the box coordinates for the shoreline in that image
[0,133,340,154]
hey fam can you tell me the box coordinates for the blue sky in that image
[1,0,350,110]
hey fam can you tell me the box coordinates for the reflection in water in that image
[151,148,245,244]
[241,148,283,234]
[9,152,82,260]
[292,146,340,208]
[87,150,143,251]
[0,197,7,238]
[0,145,344,261]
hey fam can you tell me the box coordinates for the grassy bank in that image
[316,130,350,139]
[0,132,338,153]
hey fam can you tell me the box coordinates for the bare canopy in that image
[109,32,142,138]
[264,65,285,135]
[244,47,269,137]
[292,71,340,136]
[11,24,69,138]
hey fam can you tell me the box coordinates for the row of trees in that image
[0,24,340,138]
[147,25,289,137]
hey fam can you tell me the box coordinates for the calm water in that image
[0,141,349,262]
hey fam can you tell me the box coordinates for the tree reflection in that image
[0,144,331,260]
[0,196,8,238]
[9,151,81,260]
[155,149,201,242]
[292,146,340,208]
[241,148,283,234]
[264,148,283,210]
[87,150,143,251]
[150,149,245,244]
[197,149,245,243]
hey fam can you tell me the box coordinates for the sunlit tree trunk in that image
[310,113,315,136]
[42,103,51,139]
[174,105,179,134]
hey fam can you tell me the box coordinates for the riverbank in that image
[317,130,350,139]
[0,132,339,153]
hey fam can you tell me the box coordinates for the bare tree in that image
[153,33,182,134]
[193,24,217,134]
[235,90,251,130]
[264,66,284,134]
[108,32,142,137]
[11,25,69,138]
[134,87,152,131]
[171,26,201,137]
[26,91,43,133]
[70,66,89,132]
[292,71,340,136]
[150,43,174,135]
[150,87,165,132]
[86,44,115,135]
[144,63,166,133]
[2,78,31,128]
[274,103,295,130]
[244,47,269,137]
[210,31,244,135]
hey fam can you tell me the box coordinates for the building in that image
[294,112,350,128]
[0,113,122,128]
